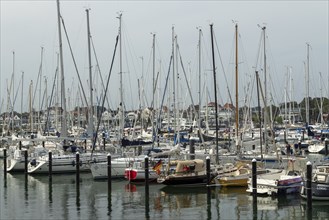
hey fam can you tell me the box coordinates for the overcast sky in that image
[1,0,328,113]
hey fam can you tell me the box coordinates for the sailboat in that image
[157,159,215,185]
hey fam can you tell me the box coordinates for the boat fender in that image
[93,158,97,163]
[72,160,76,166]
[79,160,83,166]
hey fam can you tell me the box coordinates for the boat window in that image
[317,175,326,182]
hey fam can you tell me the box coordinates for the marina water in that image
[1,158,329,219]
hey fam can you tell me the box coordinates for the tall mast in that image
[198,28,202,131]
[175,34,180,144]
[319,72,323,125]
[234,23,240,153]
[306,43,310,125]
[86,8,94,137]
[284,67,288,123]
[288,67,292,124]
[139,56,143,111]
[118,13,124,139]
[152,33,155,145]
[29,81,33,131]
[210,24,219,164]
[255,71,263,159]
[38,47,44,132]
[21,72,24,129]
[56,0,67,138]
[11,51,15,133]
[172,26,177,141]
[262,26,268,149]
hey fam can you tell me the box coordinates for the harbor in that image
[1,1,329,219]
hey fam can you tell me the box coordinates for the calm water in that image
[1,159,329,220]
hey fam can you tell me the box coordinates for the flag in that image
[152,159,162,175]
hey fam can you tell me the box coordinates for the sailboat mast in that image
[152,33,155,145]
[288,67,292,124]
[210,24,219,164]
[86,9,94,137]
[235,23,240,152]
[198,28,202,131]
[11,51,15,133]
[284,67,288,123]
[38,47,44,132]
[29,81,33,131]
[118,12,124,140]
[175,34,180,144]
[56,0,67,138]
[262,26,268,149]
[21,71,24,128]
[255,71,263,159]
[172,26,177,141]
[306,43,310,125]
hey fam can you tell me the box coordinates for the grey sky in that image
[1,0,328,113]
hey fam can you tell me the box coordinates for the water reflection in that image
[301,200,329,219]
[145,184,150,220]
[1,162,329,220]
[48,179,52,204]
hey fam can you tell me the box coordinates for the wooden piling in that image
[24,150,28,175]
[3,148,7,175]
[252,158,257,196]
[107,154,112,192]
[206,156,211,185]
[145,156,149,185]
[48,151,52,179]
[144,156,149,219]
[76,152,80,184]
[306,161,312,210]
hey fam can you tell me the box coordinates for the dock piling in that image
[107,154,112,191]
[206,156,211,185]
[144,155,150,219]
[252,158,257,197]
[49,151,52,179]
[76,152,80,185]
[145,156,149,185]
[3,148,7,175]
[306,161,312,210]
[24,150,28,175]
